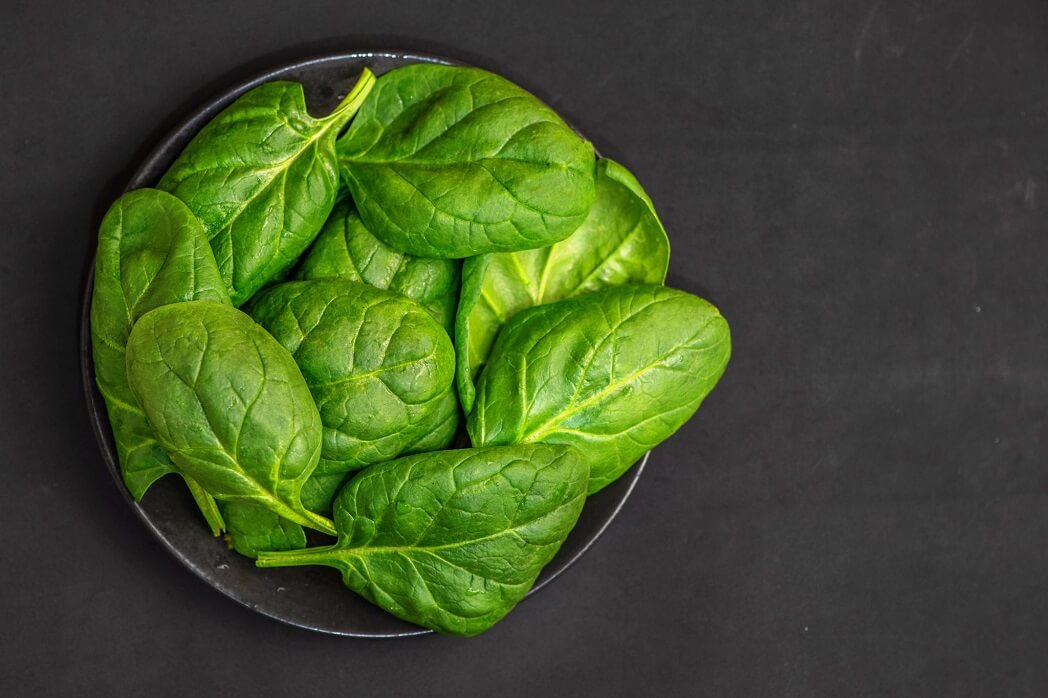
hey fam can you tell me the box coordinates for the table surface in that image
[4,1,1047,695]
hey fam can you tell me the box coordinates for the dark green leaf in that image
[221,501,307,559]
[298,385,459,515]
[338,64,596,258]
[455,158,670,412]
[295,198,460,333]
[299,471,351,515]
[468,285,731,493]
[403,386,460,455]
[257,444,588,636]
[125,301,334,535]
[247,280,456,510]
[159,70,376,305]
[90,188,230,533]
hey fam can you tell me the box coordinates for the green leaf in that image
[297,384,458,516]
[125,301,334,535]
[338,64,596,258]
[295,198,461,334]
[468,285,731,493]
[221,501,307,559]
[159,70,376,305]
[297,389,462,516]
[299,471,352,515]
[403,386,460,455]
[247,280,457,510]
[455,158,670,412]
[257,444,588,636]
[90,188,230,532]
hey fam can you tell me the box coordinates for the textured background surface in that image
[3,1,1048,695]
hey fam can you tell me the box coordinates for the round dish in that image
[79,50,648,637]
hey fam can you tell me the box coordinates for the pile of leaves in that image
[90,63,731,636]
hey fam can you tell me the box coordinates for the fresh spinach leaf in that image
[256,444,588,636]
[297,386,458,516]
[159,70,376,305]
[337,63,597,258]
[247,280,456,502]
[455,158,670,412]
[298,387,458,516]
[221,501,307,559]
[468,285,731,493]
[125,301,334,535]
[90,188,231,534]
[295,198,461,334]
[299,471,352,516]
[403,386,460,455]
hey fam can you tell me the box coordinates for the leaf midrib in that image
[520,315,724,442]
[339,491,584,558]
[151,327,315,526]
[308,350,441,391]
[342,152,581,170]
[169,116,341,288]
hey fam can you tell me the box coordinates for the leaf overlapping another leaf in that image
[125,301,334,535]
[248,279,457,512]
[296,198,461,334]
[90,188,231,534]
[159,70,376,305]
[338,64,597,258]
[257,444,588,636]
[455,158,670,412]
[468,284,731,493]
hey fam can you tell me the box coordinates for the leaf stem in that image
[322,67,376,131]
[255,544,340,569]
[182,475,225,536]
[236,495,336,537]
[300,508,337,536]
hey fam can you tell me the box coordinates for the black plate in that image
[79,50,648,638]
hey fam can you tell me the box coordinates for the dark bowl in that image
[79,50,648,637]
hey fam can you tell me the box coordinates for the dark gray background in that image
[3,0,1047,695]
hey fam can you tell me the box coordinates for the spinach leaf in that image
[298,386,459,516]
[468,285,731,493]
[299,471,352,516]
[256,444,588,636]
[455,158,670,412]
[125,300,335,535]
[338,63,597,258]
[221,501,307,559]
[90,188,231,534]
[403,386,460,455]
[247,279,456,486]
[159,69,376,305]
[295,198,461,333]
[298,385,458,515]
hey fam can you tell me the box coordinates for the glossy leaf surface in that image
[468,285,731,493]
[403,386,460,455]
[455,158,670,411]
[90,189,230,532]
[159,71,375,305]
[295,198,460,333]
[338,64,596,258]
[257,444,588,635]
[125,301,333,534]
[248,280,456,511]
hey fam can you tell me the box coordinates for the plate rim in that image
[78,49,648,638]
